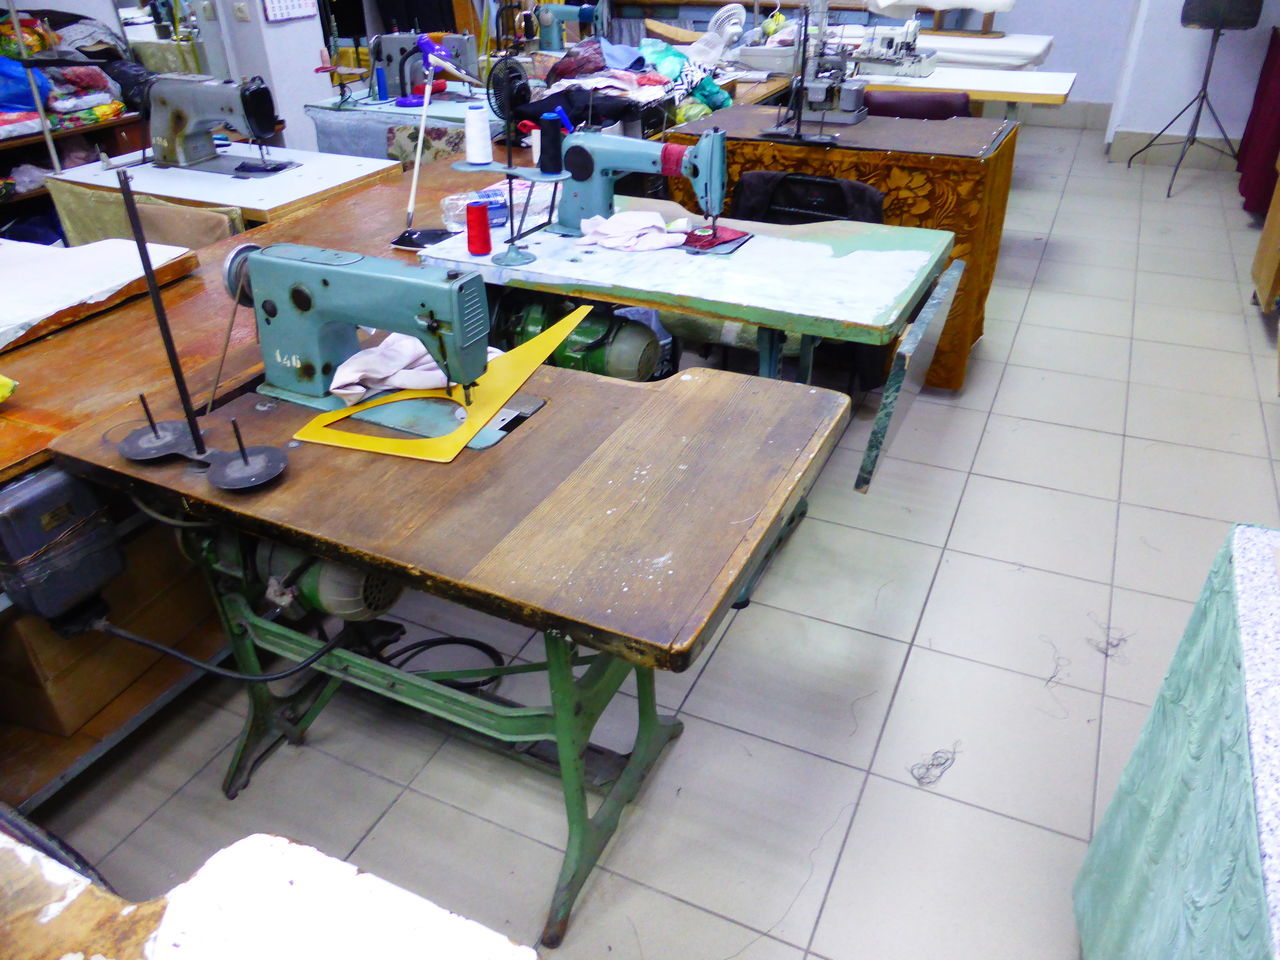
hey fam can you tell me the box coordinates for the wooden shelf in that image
[0,112,142,152]
[0,621,230,812]
[0,186,49,205]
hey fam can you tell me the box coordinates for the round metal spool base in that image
[493,245,536,266]
[118,421,200,461]
[206,446,288,490]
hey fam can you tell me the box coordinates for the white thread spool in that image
[464,104,493,164]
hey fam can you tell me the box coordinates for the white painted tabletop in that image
[860,66,1076,103]
[50,142,399,218]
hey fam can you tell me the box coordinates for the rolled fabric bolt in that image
[375,66,388,100]
[464,103,493,164]
[539,112,563,174]
[466,201,492,255]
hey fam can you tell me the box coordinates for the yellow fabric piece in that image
[47,179,245,247]
[294,305,592,462]
[0,375,18,403]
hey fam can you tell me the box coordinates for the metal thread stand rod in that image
[1126,27,1239,198]
[117,170,207,455]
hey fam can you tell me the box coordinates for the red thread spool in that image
[466,201,491,256]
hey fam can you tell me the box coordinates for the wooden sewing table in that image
[665,106,1015,389]
[48,357,849,947]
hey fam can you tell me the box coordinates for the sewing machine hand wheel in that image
[223,243,262,306]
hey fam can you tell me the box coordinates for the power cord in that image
[92,618,344,683]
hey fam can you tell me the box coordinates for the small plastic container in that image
[441,189,508,232]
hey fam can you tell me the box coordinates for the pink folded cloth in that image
[576,211,687,252]
[330,333,503,404]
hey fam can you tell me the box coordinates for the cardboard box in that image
[0,525,218,737]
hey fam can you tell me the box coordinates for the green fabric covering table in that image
[1075,524,1280,960]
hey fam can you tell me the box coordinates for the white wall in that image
[1108,0,1279,140]
[996,0,1142,102]
[209,0,333,149]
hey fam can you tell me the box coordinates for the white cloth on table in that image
[576,211,687,252]
[329,334,503,404]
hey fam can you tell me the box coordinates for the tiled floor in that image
[32,127,1276,959]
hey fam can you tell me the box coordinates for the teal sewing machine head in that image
[552,128,727,236]
[537,3,596,51]
[224,243,491,408]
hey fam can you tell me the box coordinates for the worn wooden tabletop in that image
[0,156,520,482]
[51,366,848,670]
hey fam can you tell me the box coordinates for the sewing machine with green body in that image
[552,128,728,236]
[223,242,503,441]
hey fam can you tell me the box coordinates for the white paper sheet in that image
[0,238,191,349]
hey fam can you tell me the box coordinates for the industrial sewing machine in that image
[147,74,293,176]
[536,3,597,52]
[369,32,478,100]
[850,19,938,77]
[224,243,491,416]
[552,128,727,236]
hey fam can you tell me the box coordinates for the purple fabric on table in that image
[863,90,971,120]
[1238,27,1280,215]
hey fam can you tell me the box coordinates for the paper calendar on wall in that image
[262,0,317,21]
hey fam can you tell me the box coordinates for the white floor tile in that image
[811,778,1085,960]
[1137,244,1239,281]
[863,399,988,470]
[920,357,1003,411]
[993,366,1128,433]
[98,743,403,901]
[603,716,865,947]
[1257,353,1280,404]
[971,317,1018,363]
[973,415,1123,499]
[872,648,1100,837]
[949,475,1117,583]
[1021,288,1134,337]
[999,229,1050,261]
[754,519,940,641]
[1121,437,1280,525]
[1041,233,1139,270]
[916,551,1109,692]
[1132,303,1251,354]
[1009,326,1130,381]
[301,686,447,785]
[683,604,906,768]
[1105,588,1193,707]
[994,253,1042,287]
[1126,383,1269,457]
[349,788,561,947]
[986,283,1031,323]
[1032,261,1136,303]
[809,448,966,546]
[1140,199,1225,227]
[1129,339,1259,399]
[1052,212,1141,242]
[1057,193,1141,222]
[1140,221,1232,252]
[390,590,536,655]
[1245,312,1278,356]
[38,701,241,863]
[1113,504,1232,602]
[556,871,804,960]
[1094,697,1151,830]
[1135,271,1248,313]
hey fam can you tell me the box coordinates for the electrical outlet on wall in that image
[233,2,250,20]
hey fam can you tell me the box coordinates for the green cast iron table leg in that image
[220,617,343,799]
[539,630,683,948]
[796,334,819,385]
[757,327,785,379]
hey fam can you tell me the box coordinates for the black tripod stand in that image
[1127,27,1239,197]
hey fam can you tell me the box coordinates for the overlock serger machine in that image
[147,73,293,175]
[224,243,491,409]
[552,128,727,236]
